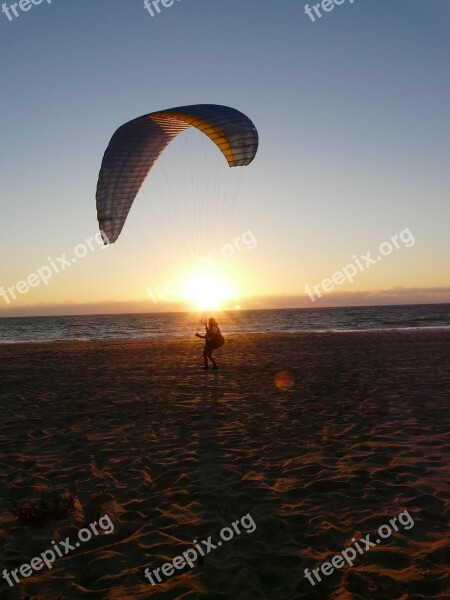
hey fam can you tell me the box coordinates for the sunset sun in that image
[182,272,235,310]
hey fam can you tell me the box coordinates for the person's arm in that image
[196,327,209,339]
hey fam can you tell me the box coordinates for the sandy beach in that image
[0,331,449,599]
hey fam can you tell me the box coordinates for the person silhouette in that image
[195,317,222,369]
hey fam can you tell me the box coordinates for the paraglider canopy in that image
[96,104,259,244]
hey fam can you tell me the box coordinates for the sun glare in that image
[182,272,235,310]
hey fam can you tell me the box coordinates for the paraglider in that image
[96,104,259,244]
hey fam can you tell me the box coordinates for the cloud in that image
[1,287,449,318]
[241,287,450,310]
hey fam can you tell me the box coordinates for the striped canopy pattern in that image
[96,104,259,243]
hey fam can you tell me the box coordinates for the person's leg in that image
[203,349,208,368]
[209,352,217,369]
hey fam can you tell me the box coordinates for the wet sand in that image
[0,331,449,599]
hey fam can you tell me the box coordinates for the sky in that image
[0,0,449,316]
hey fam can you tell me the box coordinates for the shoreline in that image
[0,327,449,348]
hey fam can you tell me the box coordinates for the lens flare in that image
[275,371,294,391]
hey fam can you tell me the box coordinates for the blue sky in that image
[0,0,449,315]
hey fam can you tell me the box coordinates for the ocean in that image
[0,304,449,344]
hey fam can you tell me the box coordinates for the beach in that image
[0,331,449,599]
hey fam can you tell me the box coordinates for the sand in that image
[0,331,449,599]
